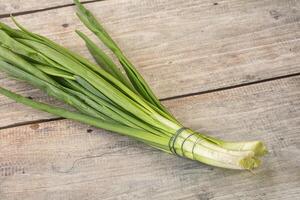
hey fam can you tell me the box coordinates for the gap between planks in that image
[0,0,105,19]
[1,72,299,131]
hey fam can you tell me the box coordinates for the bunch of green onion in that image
[0,0,267,170]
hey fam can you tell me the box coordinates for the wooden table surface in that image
[0,0,299,199]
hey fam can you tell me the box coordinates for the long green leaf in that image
[74,0,173,117]
[0,59,107,120]
[76,30,134,90]
[63,79,165,135]
[62,83,137,127]
[0,29,46,64]
[5,19,178,131]
[0,46,58,86]
[15,38,177,132]
[0,86,170,151]
[35,64,76,80]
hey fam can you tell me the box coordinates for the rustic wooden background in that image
[0,0,299,199]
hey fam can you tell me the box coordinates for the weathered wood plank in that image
[0,0,300,128]
[0,0,92,16]
[0,76,299,200]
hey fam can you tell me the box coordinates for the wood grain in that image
[0,76,299,200]
[0,0,300,127]
[0,0,92,17]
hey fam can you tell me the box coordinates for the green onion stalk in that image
[0,0,267,170]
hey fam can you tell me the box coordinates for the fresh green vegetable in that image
[0,1,267,170]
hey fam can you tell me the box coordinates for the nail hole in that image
[87,129,93,133]
[62,23,69,28]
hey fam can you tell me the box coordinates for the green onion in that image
[0,1,267,170]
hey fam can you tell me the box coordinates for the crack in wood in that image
[0,0,105,19]
[51,147,130,173]
[160,72,300,101]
